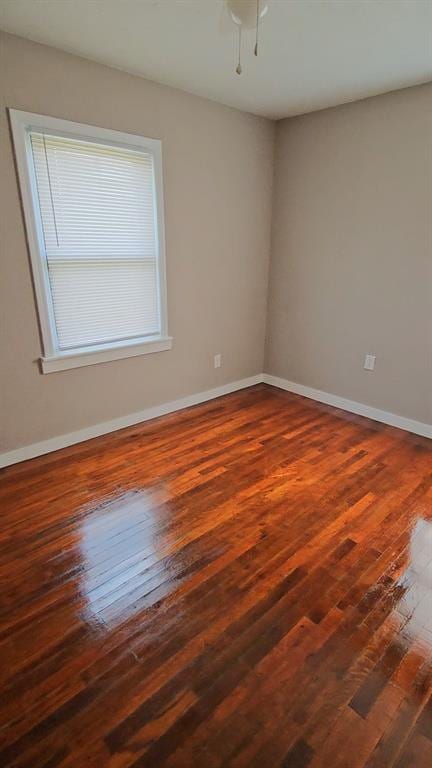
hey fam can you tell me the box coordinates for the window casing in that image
[10,110,171,373]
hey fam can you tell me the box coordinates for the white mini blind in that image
[29,132,160,350]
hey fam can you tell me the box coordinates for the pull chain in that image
[236,25,242,74]
[254,0,260,56]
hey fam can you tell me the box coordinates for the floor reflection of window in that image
[79,490,162,629]
[397,518,432,648]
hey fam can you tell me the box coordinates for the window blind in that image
[29,132,160,350]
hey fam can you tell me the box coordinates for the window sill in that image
[41,336,173,373]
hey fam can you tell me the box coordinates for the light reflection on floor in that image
[78,490,165,630]
[77,489,432,662]
[396,517,432,650]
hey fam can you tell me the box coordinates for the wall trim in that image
[0,374,263,469]
[262,374,432,440]
[1,372,430,469]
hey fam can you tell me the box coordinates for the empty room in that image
[0,1,431,766]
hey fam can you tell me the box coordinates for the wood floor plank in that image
[0,384,431,767]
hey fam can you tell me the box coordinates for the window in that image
[10,110,171,372]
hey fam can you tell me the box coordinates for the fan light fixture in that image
[226,0,269,75]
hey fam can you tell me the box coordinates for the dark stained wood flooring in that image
[0,384,431,767]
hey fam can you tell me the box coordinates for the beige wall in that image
[0,32,274,452]
[1,32,430,455]
[265,84,432,425]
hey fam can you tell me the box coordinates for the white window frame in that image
[9,109,172,373]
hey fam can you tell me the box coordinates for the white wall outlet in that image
[214,353,221,369]
[364,354,376,371]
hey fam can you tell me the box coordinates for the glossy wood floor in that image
[1,384,431,768]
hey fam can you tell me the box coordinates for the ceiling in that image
[0,0,431,119]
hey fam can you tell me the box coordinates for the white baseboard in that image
[262,374,432,440]
[0,374,263,469]
[1,372,429,469]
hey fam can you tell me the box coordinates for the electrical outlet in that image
[364,354,376,371]
[214,353,221,369]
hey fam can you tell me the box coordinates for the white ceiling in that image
[0,0,431,119]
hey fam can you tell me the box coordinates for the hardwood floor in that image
[0,383,431,768]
